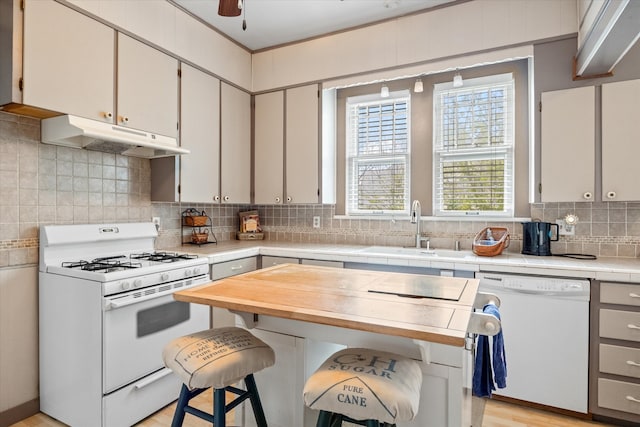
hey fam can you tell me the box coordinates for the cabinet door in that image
[117,33,178,137]
[286,84,319,204]
[540,87,595,202]
[23,0,114,120]
[254,91,284,205]
[602,79,640,201]
[220,83,251,204]
[180,64,220,203]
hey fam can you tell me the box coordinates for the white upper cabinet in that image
[602,79,640,202]
[540,86,595,203]
[220,82,251,204]
[180,64,220,204]
[117,34,178,138]
[285,84,320,204]
[22,0,115,120]
[254,91,285,205]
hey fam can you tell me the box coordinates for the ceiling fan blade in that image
[218,0,241,17]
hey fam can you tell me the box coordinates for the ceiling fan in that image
[218,0,247,30]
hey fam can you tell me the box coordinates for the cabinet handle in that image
[606,191,616,199]
[630,293,640,298]
[275,197,281,203]
[626,360,640,367]
[583,192,593,200]
[627,324,640,330]
[103,112,113,119]
[230,265,243,271]
[223,196,230,202]
[626,395,640,404]
[287,196,292,202]
[119,116,129,124]
[214,195,220,201]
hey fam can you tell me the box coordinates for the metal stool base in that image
[171,373,267,427]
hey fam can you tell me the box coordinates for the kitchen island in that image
[174,263,485,427]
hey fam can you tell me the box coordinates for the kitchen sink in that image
[359,246,473,259]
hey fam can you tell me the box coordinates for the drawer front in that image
[598,378,640,415]
[600,344,640,379]
[211,257,257,280]
[261,256,299,268]
[300,259,344,268]
[600,309,640,342]
[601,282,640,307]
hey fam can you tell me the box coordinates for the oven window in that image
[137,301,190,338]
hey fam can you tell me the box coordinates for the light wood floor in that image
[10,394,617,427]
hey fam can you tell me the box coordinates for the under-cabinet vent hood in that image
[40,115,189,159]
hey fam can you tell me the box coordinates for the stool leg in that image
[214,388,226,427]
[316,410,333,427]
[365,421,380,427]
[171,384,190,427]
[244,374,268,427]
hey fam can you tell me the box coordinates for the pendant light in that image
[218,0,241,16]
[453,72,463,88]
[380,84,390,98]
[414,78,423,93]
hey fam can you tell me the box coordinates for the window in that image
[346,91,410,215]
[433,74,514,217]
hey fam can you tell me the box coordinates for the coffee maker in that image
[521,221,559,256]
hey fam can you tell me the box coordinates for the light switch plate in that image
[313,216,320,228]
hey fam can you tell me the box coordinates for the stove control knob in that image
[194,267,202,275]
[133,279,143,288]
[184,269,192,277]
[121,281,131,291]
[161,273,170,282]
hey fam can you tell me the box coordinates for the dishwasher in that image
[475,272,591,414]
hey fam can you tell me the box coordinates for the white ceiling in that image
[172,0,458,51]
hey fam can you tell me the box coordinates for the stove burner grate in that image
[62,257,142,272]
[130,251,198,263]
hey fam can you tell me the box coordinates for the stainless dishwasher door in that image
[475,272,590,414]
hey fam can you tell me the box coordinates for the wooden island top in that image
[173,263,480,347]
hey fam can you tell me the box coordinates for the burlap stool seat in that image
[163,327,275,427]
[303,348,422,427]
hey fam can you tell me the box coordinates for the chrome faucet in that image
[410,200,429,249]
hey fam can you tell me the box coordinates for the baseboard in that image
[0,398,39,427]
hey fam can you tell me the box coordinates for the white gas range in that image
[38,223,211,427]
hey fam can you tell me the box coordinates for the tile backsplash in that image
[2,109,640,268]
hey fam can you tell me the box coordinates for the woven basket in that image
[191,229,209,244]
[472,227,510,257]
[185,215,208,227]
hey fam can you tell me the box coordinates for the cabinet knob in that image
[583,192,593,200]
[103,112,113,120]
[606,191,616,199]
[287,196,292,202]
[119,116,129,124]
[223,195,230,202]
[214,195,220,201]
[275,197,281,203]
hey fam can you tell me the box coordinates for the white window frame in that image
[433,73,515,217]
[345,90,411,216]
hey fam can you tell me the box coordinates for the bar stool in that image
[163,327,275,427]
[303,348,422,427]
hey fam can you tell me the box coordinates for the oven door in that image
[103,277,210,393]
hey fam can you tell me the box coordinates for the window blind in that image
[346,91,410,214]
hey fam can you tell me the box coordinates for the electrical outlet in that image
[556,219,574,235]
[313,216,321,228]
[152,217,161,229]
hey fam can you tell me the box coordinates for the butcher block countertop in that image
[173,263,479,347]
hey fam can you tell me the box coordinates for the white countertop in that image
[165,240,640,283]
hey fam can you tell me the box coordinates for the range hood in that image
[40,115,189,159]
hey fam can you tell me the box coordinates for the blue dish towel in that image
[472,303,507,398]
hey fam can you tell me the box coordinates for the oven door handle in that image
[134,368,174,390]
[105,278,209,310]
